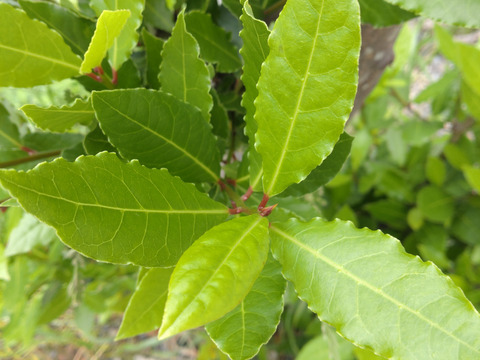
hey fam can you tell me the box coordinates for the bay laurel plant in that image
[0,0,480,358]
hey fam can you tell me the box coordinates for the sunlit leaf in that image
[239,0,270,192]
[0,3,81,87]
[255,0,360,196]
[90,0,145,70]
[0,152,228,267]
[158,215,269,340]
[80,10,130,74]
[270,218,480,359]
[19,0,95,56]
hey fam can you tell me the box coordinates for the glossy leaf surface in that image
[159,10,213,122]
[255,0,360,196]
[158,215,269,340]
[19,0,95,56]
[279,132,353,197]
[0,3,81,87]
[184,11,242,73]
[90,0,145,70]
[384,0,480,28]
[206,254,286,360]
[80,10,130,74]
[0,153,228,267]
[92,89,221,183]
[270,218,480,359]
[21,98,94,132]
[358,0,415,27]
[117,267,173,339]
[239,0,270,191]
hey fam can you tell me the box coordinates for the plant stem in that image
[0,150,61,169]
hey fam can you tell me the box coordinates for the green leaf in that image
[21,98,94,132]
[255,0,361,196]
[462,81,480,121]
[92,89,221,183]
[0,3,81,87]
[22,132,83,152]
[358,0,415,27]
[144,0,174,32]
[159,9,213,122]
[239,0,270,191]
[0,104,23,153]
[184,11,242,73]
[417,185,455,224]
[384,0,480,28]
[19,0,95,56]
[90,0,145,70]
[117,267,174,339]
[80,10,131,74]
[0,152,228,267]
[463,166,480,193]
[270,218,480,360]
[279,132,353,197]
[426,157,446,187]
[435,26,480,99]
[206,253,286,360]
[142,29,164,89]
[158,215,269,340]
[5,212,56,257]
[83,125,116,155]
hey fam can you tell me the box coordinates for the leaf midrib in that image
[0,43,80,71]
[270,225,480,354]
[94,94,219,181]
[266,0,325,195]
[2,178,226,215]
[162,216,264,337]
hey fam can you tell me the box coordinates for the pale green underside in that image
[270,218,480,360]
[21,98,94,132]
[159,215,269,340]
[254,0,360,196]
[0,3,81,87]
[0,153,228,267]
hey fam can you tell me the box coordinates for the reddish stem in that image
[21,146,36,155]
[94,66,104,75]
[86,73,102,82]
[226,178,236,187]
[241,186,253,202]
[258,194,270,210]
[112,68,118,85]
[229,207,244,215]
[217,179,226,191]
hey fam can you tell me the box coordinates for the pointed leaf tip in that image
[158,215,270,340]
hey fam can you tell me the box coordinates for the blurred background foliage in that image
[0,0,480,358]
